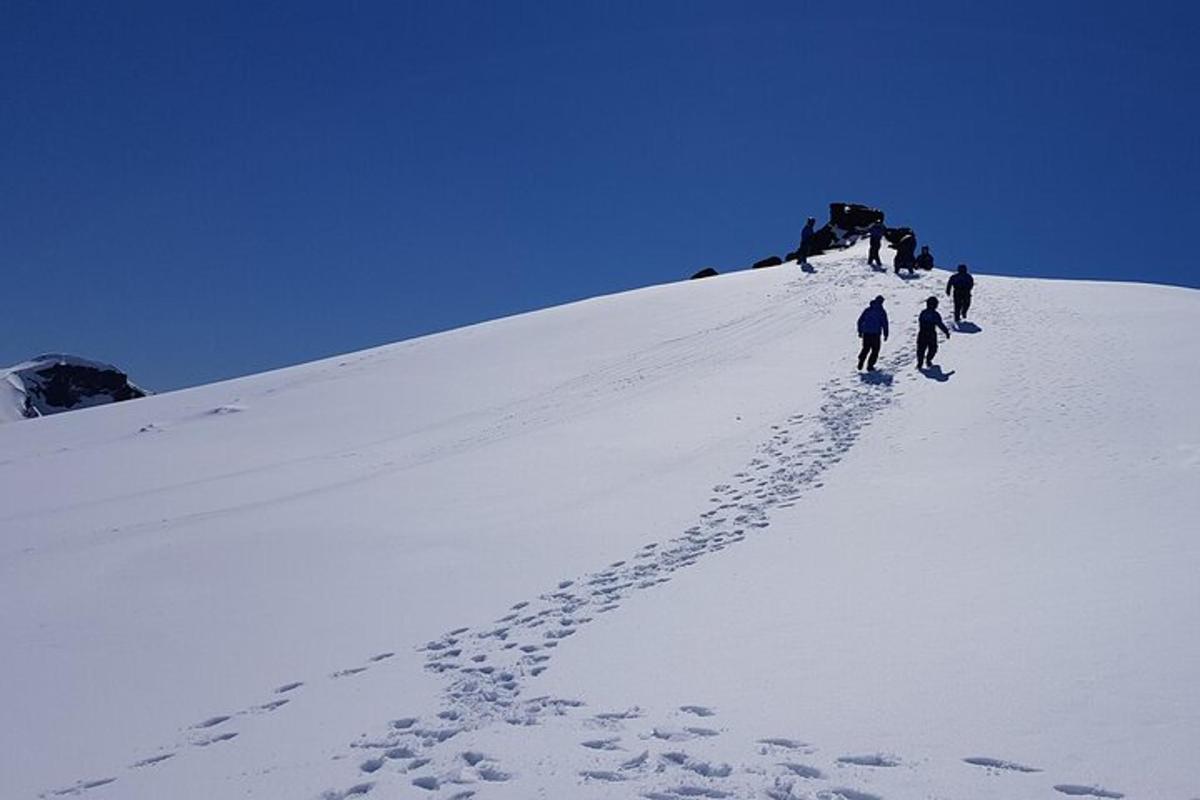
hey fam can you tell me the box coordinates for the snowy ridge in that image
[3,240,1197,800]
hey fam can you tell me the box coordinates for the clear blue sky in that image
[3,1,1197,390]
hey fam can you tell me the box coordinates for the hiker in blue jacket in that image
[867,221,885,268]
[856,295,889,371]
[946,263,975,323]
[797,217,816,267]
[917,296,951,369]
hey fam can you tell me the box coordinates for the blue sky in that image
[3,1,1197,390]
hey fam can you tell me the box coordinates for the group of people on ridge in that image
[866,221,933,276]
[793,214,978,373]
[855,264,976,372]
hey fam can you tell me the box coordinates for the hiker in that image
[867,221,885,267]
[894,233,916,275]
[917,296,951,369]
[856,295,889,372]
[797,217,816,266]
[945,263,975,323]
[915,245,934,271]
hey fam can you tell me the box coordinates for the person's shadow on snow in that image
[859,371,894,386]
[920,365,955,382]
[954,321,982,333]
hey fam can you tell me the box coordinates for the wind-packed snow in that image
[1,240,1197,800]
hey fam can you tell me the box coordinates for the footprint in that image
[332,667,367,678]
[368,652,394,662]
[194,732,238,747]
[679,705,715,717]
[780,762,825,779]
[581,737,622,750]
[478,766,511,782]
[275,681,304,693]
[963,756,1040,773]
[412,776,439,791]
[131,753,175,768]
[258,699,289,711]
[817,789,882,800]
[580,770,625,782]
[51,777,118,795]
[1053,786,1125,799]
[662,786,731,798]
[836,754,899,767]
[192,715,231,729]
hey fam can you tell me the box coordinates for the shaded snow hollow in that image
[1,240,1197,800]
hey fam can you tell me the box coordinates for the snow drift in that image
[1,240,1196,800]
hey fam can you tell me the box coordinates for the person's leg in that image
[952,295,962,323]
[916,338,927,368]
[857,339,870,370]
[867,336,881,370]
[927,338,939,365]
[962,293,971,319]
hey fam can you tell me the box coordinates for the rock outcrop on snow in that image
[1,354,146,422]
[750,256,784,269]
[786,201,896,262]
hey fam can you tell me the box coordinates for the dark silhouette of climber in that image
[894,233,917,275]
[917,296,951,369]
[856,295,889,371]
[797,217,816,267]
[867,221,885,268]
[916,245,934,271]
[946,263,975,324]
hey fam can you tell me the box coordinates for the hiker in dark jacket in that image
[894,234,916,275]
[917,296,951,369]
[856,295,889,371]
[945,263,975,323]
[797,217,817,266]
[867,221,885,267]
[915,245,934,271]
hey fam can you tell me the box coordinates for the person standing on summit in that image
[797,217,816,267]
[917,296,951,369]
[894,233,917,275]
[867,220,885,268]
[946,263,975,324]
[856,295,889,372]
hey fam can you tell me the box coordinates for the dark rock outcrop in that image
[751,256,784,269]
[2,355,146,421]
[690,267,719,279]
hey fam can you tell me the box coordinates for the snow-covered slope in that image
[1,241,1197,800]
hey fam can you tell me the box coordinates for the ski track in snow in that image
[40,258,1123,800]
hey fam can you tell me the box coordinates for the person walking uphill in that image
[946,263,975,323]
[856,295,889,371]
[867,221,885,268]
[797,217,816,267]
[917,296,951,369]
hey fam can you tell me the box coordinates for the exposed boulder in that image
[829,202,885,231]
[690,267,719,279]
[750,256,784,269]
[1,354,147,422]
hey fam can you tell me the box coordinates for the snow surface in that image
[1,240,1197,800]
